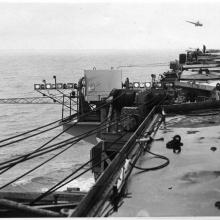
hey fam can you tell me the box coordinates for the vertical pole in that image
[77,90,79,118]
[62,95,64,121]
[53,75,57,89]
[101,142,105,173]
[69,92,72,117]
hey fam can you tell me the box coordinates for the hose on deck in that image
[131,147,170,172]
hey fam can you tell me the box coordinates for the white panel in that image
[84,69,122,101]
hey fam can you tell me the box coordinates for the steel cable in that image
[0,117,128,190]
[0,116,129,175]
[30,132,127,205]
[0,91,126,171]
[0,90,124,148]
[0,118,62,144]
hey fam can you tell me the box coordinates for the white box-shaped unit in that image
[84,69,122,102]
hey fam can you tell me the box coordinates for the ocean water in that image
[0,49,179,193]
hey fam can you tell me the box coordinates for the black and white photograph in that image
[0,0,220,217]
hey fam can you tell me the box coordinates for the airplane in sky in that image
[186,20,203,26]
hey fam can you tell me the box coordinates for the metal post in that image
[42,80,46,89]
[62,95,64,121]
[77,90,79,118]
[69,93,72,117]
[53,75,57,89]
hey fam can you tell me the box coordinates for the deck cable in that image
[123,98,169,174]
[0,119,127,191]
[1,95,167,203]
[0,91,127,168]
[30,132,127,205]
[0,91,125,148]
[0,115,129,174]
[31,105,165,205]
[130,113,170,173]
[0,91,127,173]
[0,116,125,172]
[130,148,170,172]
[0,117,107,168]
[0,120,73,148]
[0,118,62,144]
[31,103,166,206]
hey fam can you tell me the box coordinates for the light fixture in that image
[157,83,162,88]
[46,83,51,89]
[133,82,140,88]
[34,84,41,90]
[67,83,74,89]
[56,83,63,89]
[145,82,151,88]
[51,84,56,89]
[165,83,174,87]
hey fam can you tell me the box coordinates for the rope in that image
[0,90,166,206]
[0,130,95,190]
[0,89,124,149]
[0,121,69,148]
[0,118,62,144]
[0,113,79,148]
[0,116,127,172]
[0,90,127,174]
[0,118,127,190]
[0,116,129,179]
[40,107,164,216]
[30,132,127,205]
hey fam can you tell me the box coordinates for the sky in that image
[0,0,219,50]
